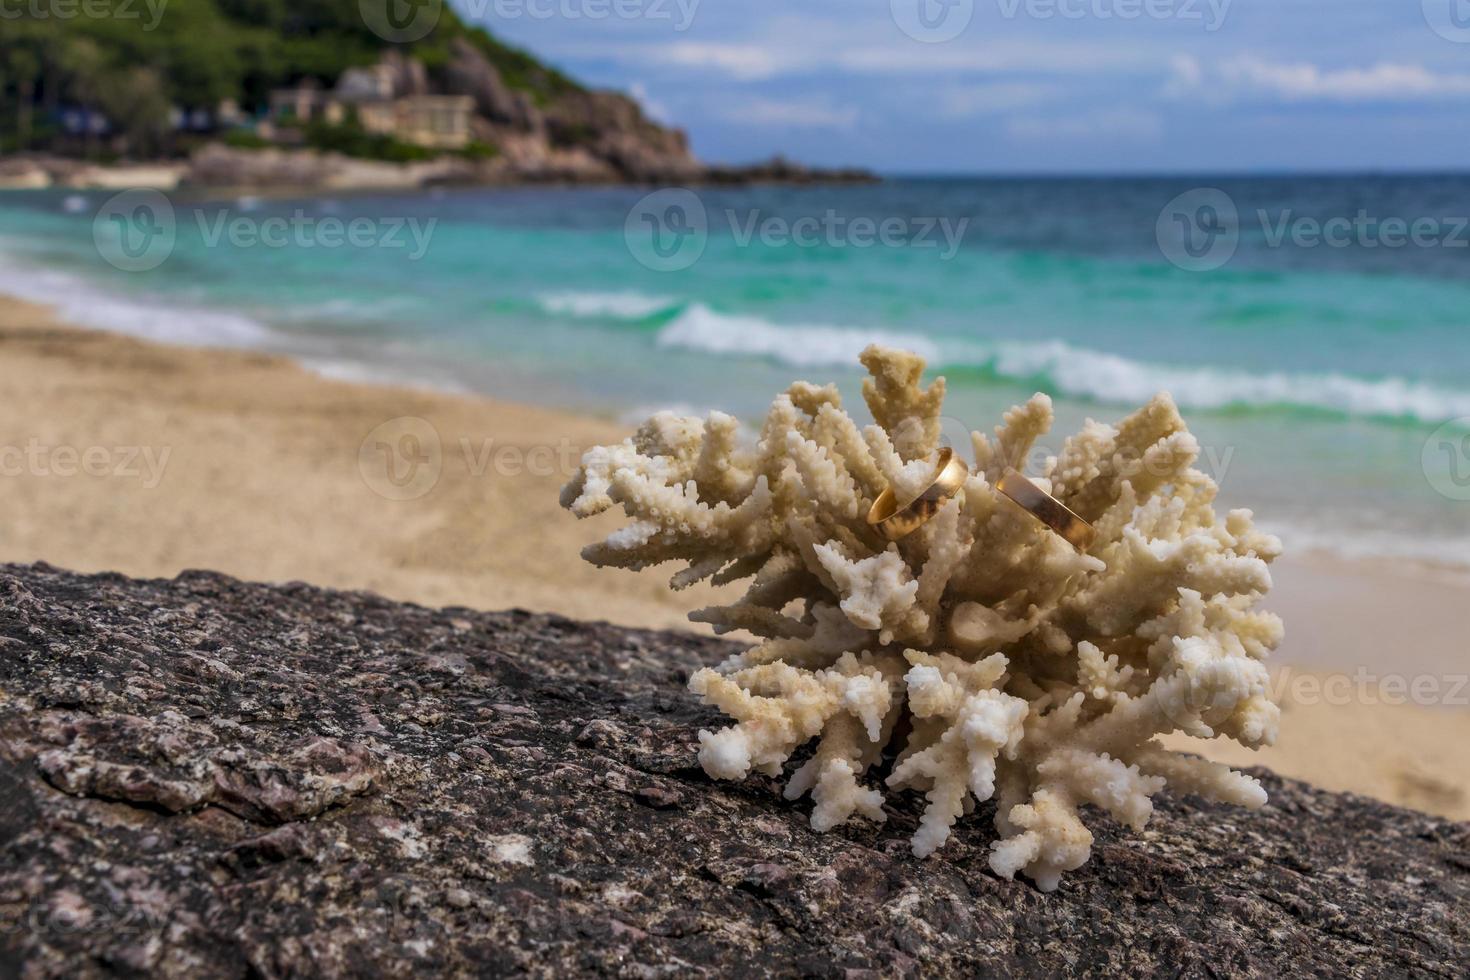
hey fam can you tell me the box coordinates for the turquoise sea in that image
[2,176,1468,567]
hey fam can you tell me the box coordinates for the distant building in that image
[216,99,246,128]
[355,95,474,150]
[170,106,219,132]
[268,78,344,127]
[336,65,396,104]
[267,71,474,150]
[57,107,110,137]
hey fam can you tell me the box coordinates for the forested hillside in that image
[0,0,581,155]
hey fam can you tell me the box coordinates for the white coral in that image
[563,345,1283,891]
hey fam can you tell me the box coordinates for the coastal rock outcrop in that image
[187,144,477,191]
[182,47,871,189]
[445,37,544,134]
[0,563,1465,976]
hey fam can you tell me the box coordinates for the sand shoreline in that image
[1,292,1466,820]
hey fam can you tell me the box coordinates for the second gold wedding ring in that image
[996,467,1097,552]
[867,448,969,542]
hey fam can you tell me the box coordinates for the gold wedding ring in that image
[867,448,969,542]
[996,468,1097,552]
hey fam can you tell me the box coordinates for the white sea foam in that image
[1265,521,1470,572]
[656,303,941,367]
[538,290,678,320]
[983,339,1470,426]
[640,301,1470,426]
[0,255,270,349]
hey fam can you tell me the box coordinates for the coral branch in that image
[564,345,1283,891]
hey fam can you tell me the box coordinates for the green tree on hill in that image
[0,0,583,157]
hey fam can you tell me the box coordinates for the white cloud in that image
[655,42,790,81]
[721,98,860,130]
[1167,55,1470,103]
[1006,108,1162,142]
[835,40,1149,77]
[628,82,673,125]
[616,28,1152,83]
[934,83,1055,119]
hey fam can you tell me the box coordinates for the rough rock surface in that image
[0,563,1464,978]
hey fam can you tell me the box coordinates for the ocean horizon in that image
[3,173,1468,570]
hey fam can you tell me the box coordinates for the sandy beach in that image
[2,292,1467,820]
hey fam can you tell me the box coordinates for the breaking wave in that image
[537,289,1470,426]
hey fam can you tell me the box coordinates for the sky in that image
[458,0,1470,174]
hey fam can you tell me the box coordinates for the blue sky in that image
[460,0,1470,173]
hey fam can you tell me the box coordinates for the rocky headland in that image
[0,43,874,193]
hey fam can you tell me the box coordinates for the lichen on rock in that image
[563,345,1282,891]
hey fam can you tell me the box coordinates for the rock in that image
[186,144,476,191]
[0,562,1463,977]
[441,42,705,183]
[444,38,543,133]
[380,48,431,99]
[540,89,702,182]
[181,48,874,190]
[0,159,51,190]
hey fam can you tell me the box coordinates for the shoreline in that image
[0,148,880,195]
[1,291,1467,820]
[2,238,1466,579]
